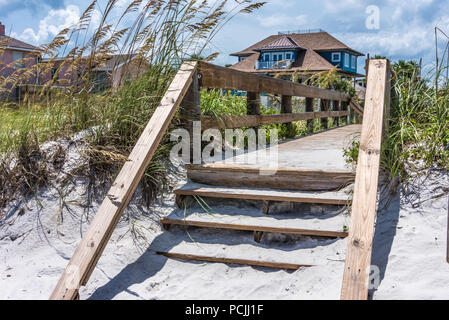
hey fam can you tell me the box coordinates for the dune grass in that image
[343,60,449,187]
[0,0,265,212]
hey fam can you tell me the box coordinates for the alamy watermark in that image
[369,265,381,290]
[366,5,380,30]
[170,121,279,175]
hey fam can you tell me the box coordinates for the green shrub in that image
[0,0,265,212]
[343,60,449,181]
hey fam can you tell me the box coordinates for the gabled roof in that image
[231,31,364,57]
[254,36,302,51]
[230,31,364,76]
[230,48,337,74]
[0,35,40,52]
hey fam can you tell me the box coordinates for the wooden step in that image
[174,182,352,206]
[157,252,309,270]
[161,207,349,238]
[153,219,347,270]
[187,164,355,191]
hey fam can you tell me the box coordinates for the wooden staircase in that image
[157,126,357,271]
[158,186,351,270]
[166,184,351,238]
[50,60,391,300]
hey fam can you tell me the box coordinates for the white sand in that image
[0,138,448,300]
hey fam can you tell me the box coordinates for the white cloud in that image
[341,13,449,61]
[15,5,80,45]
[257,13,308,28]
[386,0,433,11]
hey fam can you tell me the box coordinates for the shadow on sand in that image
[88,199,339,299]
[368,192,400,299]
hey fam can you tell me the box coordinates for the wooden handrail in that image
[349,98,364,116]
[50,60,364,300]
[50,61,198,300]
[201,111,349,130]
[198,61,352,101]
[197,61,362,131]
[340,59,391,300]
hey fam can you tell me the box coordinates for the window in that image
[51,67,59,80]
[351,55,356,69]
[331,52,341,62]
[344,53,350,68]
[279,54,283,61]
[13,52,24,69]
[264,54,270,62]
[273,55,278,62]
[286,53,292,60]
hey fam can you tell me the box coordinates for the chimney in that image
[0,22,5,36]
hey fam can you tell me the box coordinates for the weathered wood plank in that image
[200,111,349,130]
[174,182,352,205]
[187,164,355,191]
[305,97,314,133]
[160,217,349,238]
[247,91,261,115]
[349,98,364,117]
[281,95,293,131]
[50,61,198,300]
[262,200,270,215]
[196,125,361,172]
[340,59,390,300]
[320,99,329,129]
[156,252,310,270]
[198,61,351,101]
[333,100,340,126]
[180,69,201,163]
[341,100,350,125]
[165,204,348,234]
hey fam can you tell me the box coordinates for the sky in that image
[1,0,449,74]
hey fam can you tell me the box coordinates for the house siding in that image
[318,50,358,73]
[0,49,40,100]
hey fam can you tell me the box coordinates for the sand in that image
[0,137,448,300]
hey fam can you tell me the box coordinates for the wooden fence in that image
[50,60,377,300]
[198,62,363,131]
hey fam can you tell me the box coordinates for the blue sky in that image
[1,0,448,74]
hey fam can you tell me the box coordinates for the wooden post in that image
[340,59,390,300]
[305,97,314,133]
[180,70,201,164]
[180,70,201,131]
[247,92,261,115]
[339,100,348,125]
[320,99,329,130]
[333,100,340,127]
[281,95,293,133]
[50,62,198,300]
[348,101,354,124]
[254,231,263,243]
[247,92,261,144]
[262,200,270,215]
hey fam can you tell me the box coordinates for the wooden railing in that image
[50,60,365,300]
[197,62,363,132]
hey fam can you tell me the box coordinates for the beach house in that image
[0,22,41,100]
[230,29,364,82]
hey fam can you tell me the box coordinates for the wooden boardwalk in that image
[161,125,360,276]
[197,124,361,171]
[51,60,389,301]
[187,125,360,191]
